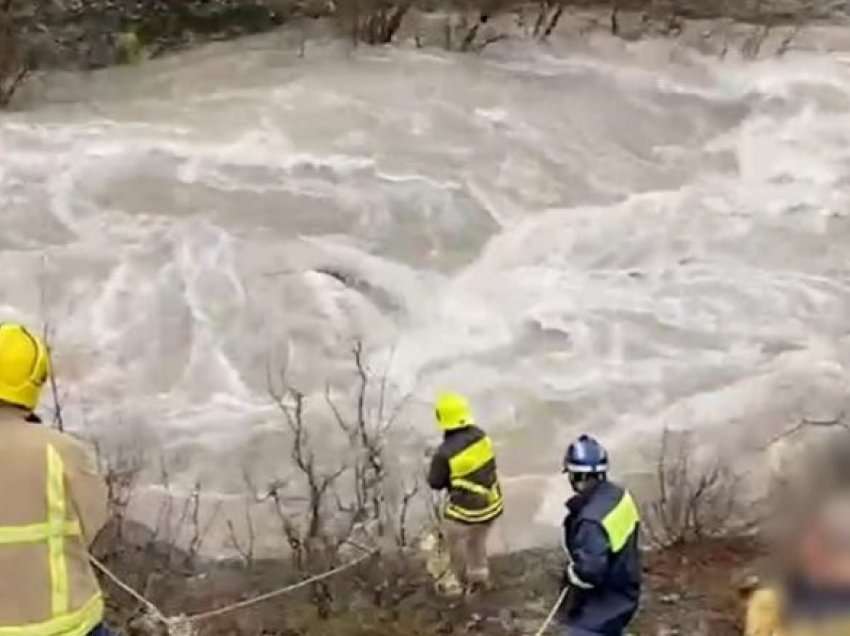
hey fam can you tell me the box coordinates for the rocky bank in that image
[94,519,764,635]
[7,0,850,72]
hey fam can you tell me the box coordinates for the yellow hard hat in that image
[0,324,50,411]
[435,392,474,431]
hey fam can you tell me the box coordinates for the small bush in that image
[641,428,742,548]
[337,0,413,45]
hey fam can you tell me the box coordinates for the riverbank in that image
[95,524,764,635]
[7,0,850,73]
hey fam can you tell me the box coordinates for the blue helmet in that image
[563,434,609,474]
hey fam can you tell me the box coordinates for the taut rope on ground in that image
[533,586,568,636]
[89,548,378,634]
[90,550,567,635]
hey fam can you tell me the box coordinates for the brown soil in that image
[99,533,765,635]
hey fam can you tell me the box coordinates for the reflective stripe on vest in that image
[601,491,639,553]
[47,445,70,616]
[448,436,494,478]
[445,496,504,523]
[451,477,500,502]
[0,595,103,636]
[0,445,103,635]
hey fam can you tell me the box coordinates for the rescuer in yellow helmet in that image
[428,392,504,594]
[0,323,111,636]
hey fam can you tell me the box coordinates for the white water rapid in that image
[3,28,850,550]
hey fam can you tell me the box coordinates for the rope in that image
[187,549,376,623]
[88,554,170,624]
[533,586,568,636]
[93,549,566,635]
[89,548,377,632]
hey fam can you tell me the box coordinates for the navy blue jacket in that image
[558,480,641,635]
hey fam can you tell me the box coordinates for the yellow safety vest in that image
[0,445,103,636]
[445,434,504,524]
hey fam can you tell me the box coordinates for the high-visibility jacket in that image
[427,425,504,524]
[746,585,850,636]
[559,480,641,635]
[0,407,108,635]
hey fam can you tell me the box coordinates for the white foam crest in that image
[3,37,850,544]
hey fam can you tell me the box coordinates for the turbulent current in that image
[3,28,850,550]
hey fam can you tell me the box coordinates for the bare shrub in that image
[641,428,741,548]
[0,2,29,108]
[175,482,223,568]
[764,414,850,518]
[337,0,412,45]
[93,442,145,548]
[88,340,424,626]
[225,495,257,569]
[447,0,514,51]
[255,340,424,617]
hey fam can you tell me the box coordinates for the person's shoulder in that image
[466,426,492,447]
[43,429,99,468]
[579,481,623,520]
[604,480,627,497]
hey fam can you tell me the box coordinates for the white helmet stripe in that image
[566,462,608,473]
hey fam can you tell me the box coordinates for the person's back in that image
[563,480,641,635]
[0,323,109,635]
[428,393,503,594]
[559,435,641,636]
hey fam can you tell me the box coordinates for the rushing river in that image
[3,26,850,550]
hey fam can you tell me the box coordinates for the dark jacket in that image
[428,425,504,524]
[786,575,850,622]
[559,480,641,635]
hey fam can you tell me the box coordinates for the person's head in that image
[0,323,50,413]
[793,494,850,588]
[435,392,474,433]
[563,434,608,494]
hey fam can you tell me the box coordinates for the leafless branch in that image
[396,478,420,547]
[37,261,65,432]
[533,0,548,38]
[338,0,411,46]
[476,33,509,51]
[326,383,353,438]
[261,337,425,613]
[148,455,175,551]
[0,64,27,106]
[353,341,368,436]
[764,413,849,448]
[641,428,741,547]
[460,16,483,52]
[610,0,620,36]
[93,442,144,549]
[377,345,397,426]
[742,23,771,59]
[543,4,565,40]
[0,6,29,108]
[182,483,223,566]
